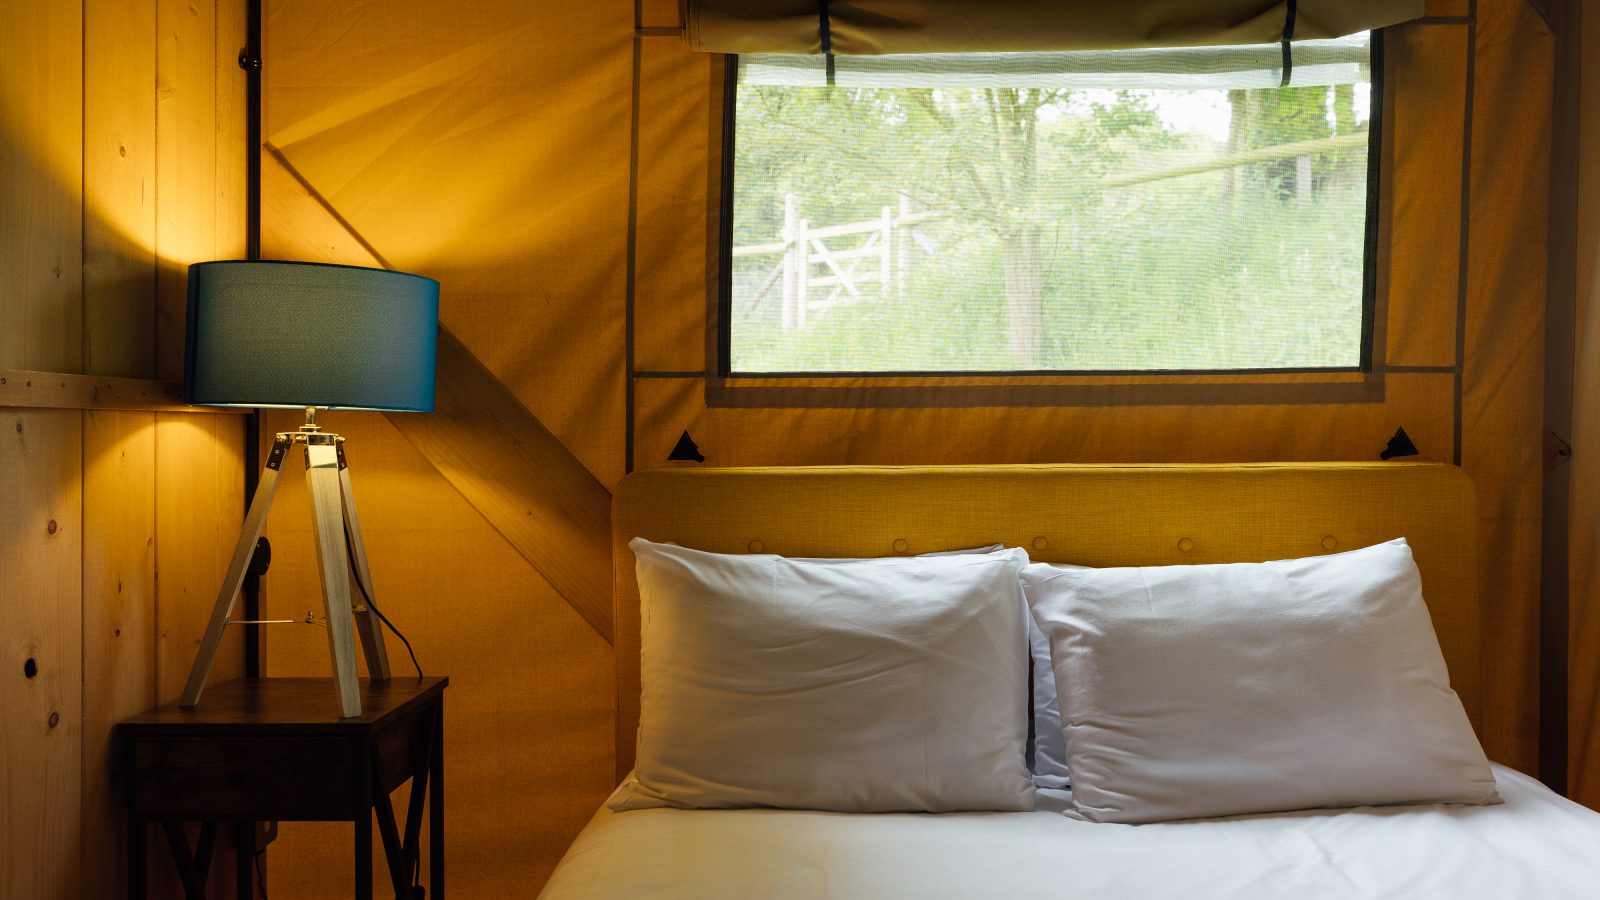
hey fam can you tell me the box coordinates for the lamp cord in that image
[254,849,270,899]
[341,527,425,895]
[343,523,425,679]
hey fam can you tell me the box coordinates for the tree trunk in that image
[1223,89,1251,203]
[1331,82,1361,188]
[1002,225,1044,367]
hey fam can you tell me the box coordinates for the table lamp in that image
[179,260,439,718]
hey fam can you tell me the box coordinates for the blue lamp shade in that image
[184,260,439,411]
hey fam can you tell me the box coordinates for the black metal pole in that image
[244,0,261,260]
[241,0,264,680]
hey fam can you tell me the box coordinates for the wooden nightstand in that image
[118,676,448,899]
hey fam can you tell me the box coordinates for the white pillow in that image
[917,544,1068,788]
[611,539,1036,813]
[1026,618,1070,788]
[1023,538,1499,824]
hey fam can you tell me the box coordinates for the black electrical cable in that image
[254,850,269,899]
[342,525,425,896]
[343,522,424,679]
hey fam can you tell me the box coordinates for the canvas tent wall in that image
[245,0,1563,894]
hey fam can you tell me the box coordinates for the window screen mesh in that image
[726,34,1377,374]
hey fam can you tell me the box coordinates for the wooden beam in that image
[0,368,245,414]
[386,332,615,642]
[1102,132,1370,188]
[262,147,616,642]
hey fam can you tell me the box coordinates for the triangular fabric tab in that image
[669,430,706,463]
[1380,427,1419,460]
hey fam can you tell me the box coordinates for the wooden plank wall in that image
[0,1,249,898]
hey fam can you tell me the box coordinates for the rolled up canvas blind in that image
[683,0,1423,54]
[739,32,1370,90]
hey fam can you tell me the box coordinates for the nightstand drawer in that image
[131,736,355,820]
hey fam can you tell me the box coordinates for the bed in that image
[540,463,1600,899]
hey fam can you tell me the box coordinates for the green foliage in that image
[729,80,1370,373]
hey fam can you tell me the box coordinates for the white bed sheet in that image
[540,765,1600,899]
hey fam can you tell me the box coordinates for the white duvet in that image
[540,765,1600,899]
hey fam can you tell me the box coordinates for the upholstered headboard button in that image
[1032,536,1049,552]
[892,538,909,554]
[1177,537,1195,553]
[747,539,765,553]
[1323,535,1339,550]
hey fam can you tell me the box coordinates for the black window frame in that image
[712,32,1386,387]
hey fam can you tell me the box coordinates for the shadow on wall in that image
[0,105,237,381]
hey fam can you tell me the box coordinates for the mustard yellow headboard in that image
[611,462,1481,780]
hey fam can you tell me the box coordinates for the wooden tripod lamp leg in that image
[181,436,291,708]
[336,442,392,680]
[307,439,364,718]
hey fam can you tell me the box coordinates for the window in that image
[723,34,1380,376]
